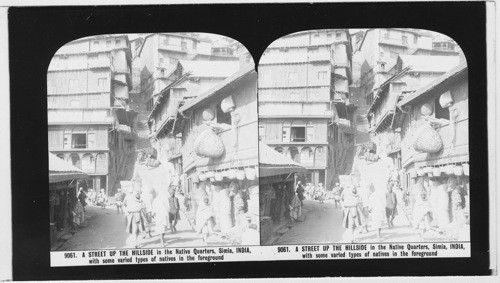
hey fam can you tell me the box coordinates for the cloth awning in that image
[259,142,307,177]
[49,152,88,184]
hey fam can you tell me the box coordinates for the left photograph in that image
[48,33,259,251]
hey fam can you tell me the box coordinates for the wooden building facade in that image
[47,35,136,195]
[258,29,354,188]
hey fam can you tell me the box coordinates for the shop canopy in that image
[49,152,88,184]
[259,142,307,177]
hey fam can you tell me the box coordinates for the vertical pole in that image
[106,175,109,196]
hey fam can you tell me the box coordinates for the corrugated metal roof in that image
[178,60,240,78]
[398,62,467,107]
[398,54,460,73]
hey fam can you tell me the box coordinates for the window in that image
[98,78,108,87]
[434,97,449,120]
[72,133,87,149]
[288,72,298,84]
[106,40,111,47]
[336,32,342,39]
[275,147,284,154]
[94,41,99,46]
[217,101,232,125]
[290,121,306,142]
[56,153,65,160]
[327,33,332,39]
[160,58,164,64]
[317,71,328,81]
[115,39,121,46]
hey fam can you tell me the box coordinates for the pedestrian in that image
[316,183,325,204]
[358,181,372,234]
[114,188,126,215]
[196,195,215,244]
[97,189,107,209]
[333,183,342,208]
[125,189,148,248]
[295,181,305,206]
[412,183,432,240]
[289,193,302,223]
[368,185,386,242]
[385,181,398,228]
[77,187,87,212]
[152,191,169,246]
[341,185,362,243]
[72,197,85,228]
[168,185,180,233]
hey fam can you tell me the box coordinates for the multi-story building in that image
[47,35,136,195]
[258,29,354,188]
[352,29,462,146]
[129,33,239,150]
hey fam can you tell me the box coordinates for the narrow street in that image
[57,205,208,251]
[275,198,450,244]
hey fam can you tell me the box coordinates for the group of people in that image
[338,180,402,243]
[120,185,181,248]
[81,188,109,209]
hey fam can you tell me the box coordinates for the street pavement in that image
[57,205,209,251]
[274,198,449,244]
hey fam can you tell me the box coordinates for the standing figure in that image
[295,181,305,206]
[125,189,148,248]
[77,187,87,212]
[289,193,302,223]
[368,186,386,242]
[332,183,342,208]
[341,185,362,243]
[168,186,180,233]
[114,188,126,215]
[72,198,85,229]
[152,191,169,246]
[412,183,433,240]
[385,182,398,228]
[97,189,107,209]
[358,181,372,234]
[196,195,214,244]
[316,183,325,204]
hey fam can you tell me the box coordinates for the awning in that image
[259,142,307,177]
[49,152,88,184]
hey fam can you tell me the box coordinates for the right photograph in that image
[258,29,469,245]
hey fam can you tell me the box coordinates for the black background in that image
[9,2,490,280]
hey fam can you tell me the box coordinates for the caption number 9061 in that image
[277,246,290,253]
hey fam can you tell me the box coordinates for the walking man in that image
[385,181,398,228]
[114,188,126,215]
